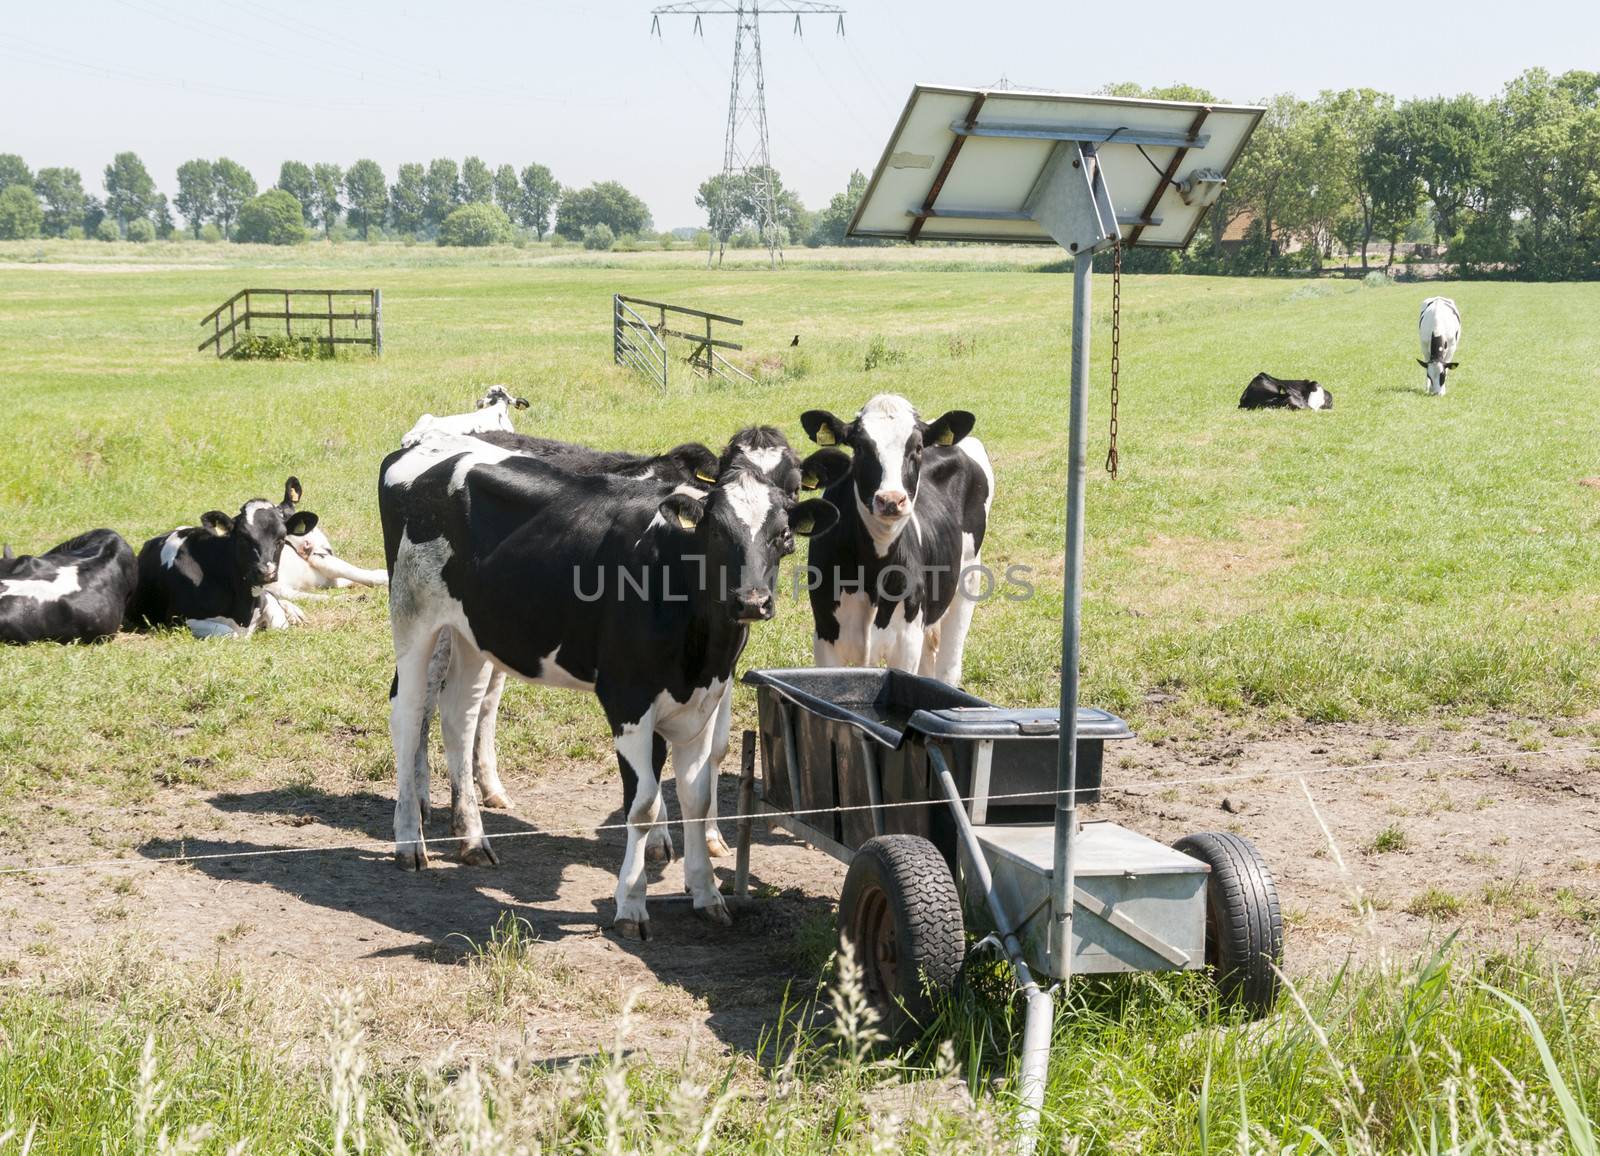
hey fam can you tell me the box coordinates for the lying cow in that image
[1238,373,1333,410]
[268,478,387,598]
[130,479,318,638]
[406,427,844,865]
[801,394,994,683]
[1418,297,1461,395]
[400,385,529,449]
[380,428,838,938]
[1,529,136,644]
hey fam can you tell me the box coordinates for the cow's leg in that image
[929,545,983,685]
[440,635,498,866]
[472,668,512,809]
[670,713,729,926]
[391,625,441,870]
[186,616,248,640]
[699,685,733,858]
[610,709,660,939]
[413,631,453,825]
[875,606,926,673]
[814,591,871,667]
[644,733,675,866]
[306,552,389,588]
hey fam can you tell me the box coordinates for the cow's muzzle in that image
[733,591,775,623]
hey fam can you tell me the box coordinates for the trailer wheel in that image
[1173,832,1283,1017]
[838,835,963,1040]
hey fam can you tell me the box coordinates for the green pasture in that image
[2,242,1597,804]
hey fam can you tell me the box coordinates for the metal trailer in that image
[727,86,1278,1154]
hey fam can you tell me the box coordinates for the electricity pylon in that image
[651,1,845,268]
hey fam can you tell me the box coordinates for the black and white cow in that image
[400,385,530,448]
[130,479,318,638]
[379,429,838,938]
[1238,372,1333,410]
[1418,296,1462,396]
[800,393,994,683]
[0,529,136,644]
[268,477,388,599]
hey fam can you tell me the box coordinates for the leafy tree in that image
[211,157,257,240]
[1394,95,1494,243]
[582,223,615,251]
[517,163,559,239]
[1227,94,1305,273]
[1318,89,1393,268]
[104,151,157,230]
[1100,81,1221,102]
[235,189,308,245]
[311,163,342,236]
[493,164,519,215]
[33,168,86,238]
[695,166,806,250]
[153,194,175,239]
[175,159,216,238]
[0,154,32,193]
[343,159,387,239]
[95,217,120,242]
[0,184,42,239]
[806,169,868,247]
[424,158,461,228]
[555,180,651,240]
[437,201,512,246]
[126,217,155,243]
[277,161,317,224]
[81,196,106,237]
[389,162,427,234]
[461,156,494,204]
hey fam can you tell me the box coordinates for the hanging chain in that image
[1105,242,1123,478]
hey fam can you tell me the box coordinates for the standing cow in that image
[0,529,136,644]
[379,429,838,938]
[1418,297,1462,395]
[800,393,994,684]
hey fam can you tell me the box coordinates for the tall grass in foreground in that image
[3,924,1598,1153]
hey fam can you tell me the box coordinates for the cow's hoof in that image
[644,836,674,866]
[481,791,512,810]
[613,918,652,942]
[694,898,733,927]
[395,845,429,871]
[457,838,499,867]
[704,825,732,859]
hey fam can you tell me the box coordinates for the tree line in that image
[0,150,648,249]
[1,66,1595,276]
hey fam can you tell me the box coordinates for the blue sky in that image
[3,0,1594,229]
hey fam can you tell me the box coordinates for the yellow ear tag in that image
[694,469,717,484]
[815,427,836,446]
[677,512,698,530]
[935,428,955,446]
[801,471,819,491]
[288,487,301,502]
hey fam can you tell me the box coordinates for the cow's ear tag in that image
[677,511,698,530]
[934,428,955,446]
[814,427,836,446]
[801,470,819,491]
[694,468,717,484]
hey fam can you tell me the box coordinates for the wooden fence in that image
[199,289,382,358]
[612,295,752,389]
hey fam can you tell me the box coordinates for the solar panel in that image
[848,85,1263,250]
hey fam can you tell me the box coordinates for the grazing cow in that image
[380,429,838,938]
[0,529,136,644]
[801,394,994,684]
[130,479,318,638]
[400,385,529,448]
[1238,373,1333,410]
[1418,297,1462,395]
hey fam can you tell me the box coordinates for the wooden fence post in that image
[373,290,383,355]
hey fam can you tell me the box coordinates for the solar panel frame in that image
[847,84,1264,250]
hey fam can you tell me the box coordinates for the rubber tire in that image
[1173,832,1284,1017]
[838,835,964,1042]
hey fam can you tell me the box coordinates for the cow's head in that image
[801,394,975,528]
[200,476,318,586]
[1418,335,1458,395]
[720,425,850,500]
[658,435,841,624]
[477,385,529,411]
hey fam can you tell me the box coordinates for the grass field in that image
[2,240,1599,1151]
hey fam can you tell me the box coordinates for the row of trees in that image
[1106,67,1600,279]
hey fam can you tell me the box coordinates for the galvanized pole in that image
[1049,248,1093,977]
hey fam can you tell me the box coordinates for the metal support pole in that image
[1049,248,1093,976]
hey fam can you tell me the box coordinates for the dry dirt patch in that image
[2,711,1597,1061]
